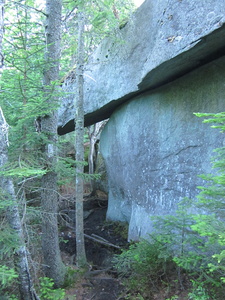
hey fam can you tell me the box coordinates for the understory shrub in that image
[152,205,225,299]
[114,238,177,298]
[114,199,225,299]
[39,277,65,300]
[0,265,19,300]
[0,265,18,288]
[188,280,210,300]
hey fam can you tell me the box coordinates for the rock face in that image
[100,57,225,240]
[58,0,225,134]
[58,0,225,240]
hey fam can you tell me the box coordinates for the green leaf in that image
[0,167,46,178]
[0,265,18,287]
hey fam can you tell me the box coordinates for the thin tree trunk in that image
[75,11,87,267]
[0,0,3,68]
[0,108,40,300]
[0,8,39,299]
[41,0,65,287]
[88,121,107,193]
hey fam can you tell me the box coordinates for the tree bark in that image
[41,0,65,287]
[0,0,3,68]
[88,121,108,193]
[0,6,39,299]
[0,108,39,300]
[75,11,87,267]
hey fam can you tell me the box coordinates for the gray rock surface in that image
[58,0,225,134]
[58,0,225,240]
[100,56,225,240]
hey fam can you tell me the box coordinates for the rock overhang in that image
[58,0,225,135]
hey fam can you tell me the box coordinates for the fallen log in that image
[84,233,121,249]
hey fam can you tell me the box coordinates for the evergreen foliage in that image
[0,0,136,296]
[114,238,176,298]
[39,277,65,300]
[0,265,18,288]
[1,0,46,168]
[191,112,225,288]
[61,0,134,71]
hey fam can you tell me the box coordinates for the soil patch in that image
[59,194,128,300]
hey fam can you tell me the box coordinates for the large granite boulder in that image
[100,56,225,240]
[58,0,225,240]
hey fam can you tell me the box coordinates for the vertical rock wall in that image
[100,56,225,241]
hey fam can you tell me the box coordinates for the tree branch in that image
[11,1,47,17]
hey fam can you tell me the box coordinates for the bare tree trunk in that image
[0,0,3,68]
[88,121,108,193]
[0,108,40,300]
[75,11,87,267]
[0,7,39,299]
[41,0,65,287]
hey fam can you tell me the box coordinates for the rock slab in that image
[58,0,225,134]
[100,57,225,240]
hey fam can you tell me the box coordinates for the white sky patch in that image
[133,0,145,7]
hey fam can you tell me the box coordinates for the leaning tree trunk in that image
[75,11,87,267]
[0,108,40,300]
[41,0,65,287]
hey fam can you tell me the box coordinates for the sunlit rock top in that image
[58,0,225,135]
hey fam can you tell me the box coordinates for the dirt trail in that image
[59,195,127,300]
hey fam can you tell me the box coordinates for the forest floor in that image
[59,191,190,300]
[59,191,128,300]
